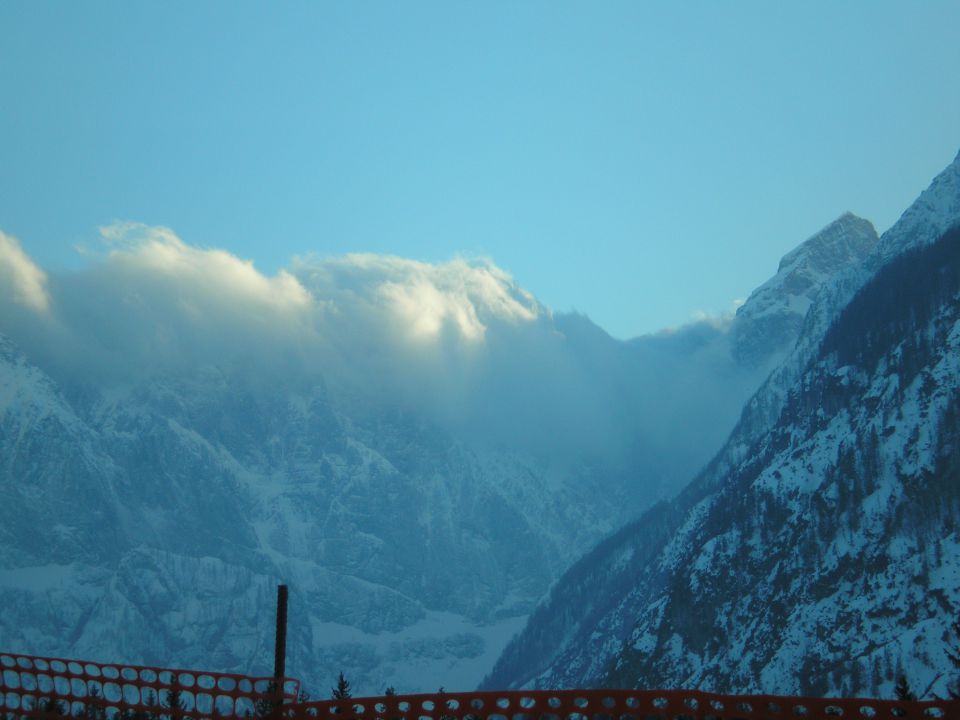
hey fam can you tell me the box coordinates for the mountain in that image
[482,151,960,697]
[730,212,878,368]
[599,212,878,493]
[0,344,615,693]
[606,225,960,698]
[0,208,876,694]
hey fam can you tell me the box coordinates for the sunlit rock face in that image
[0,194,881,695]
[482,151,960,699]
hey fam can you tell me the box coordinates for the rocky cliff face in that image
[483,151,960,698]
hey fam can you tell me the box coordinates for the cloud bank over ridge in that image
[4,223,545,378]
[2,224,633,457]
[0,221,784,491]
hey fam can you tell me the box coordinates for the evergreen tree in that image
[330,674,351,701]
[253,680,278,719]
[894,675,916,702]
[28,697,65,719]
[382,686,399,720]
[83,685,107,720]
[141,689,158,720]
[330,673,352,716]
[163,678,187,720]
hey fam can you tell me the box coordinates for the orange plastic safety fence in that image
[2,654,957,720]
[283,689,958,720]
[0,652,299,718]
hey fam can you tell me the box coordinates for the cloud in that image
[0,222,767,492]
[0,231,50,313]
[0,224,547,395]
[292,253,541,345]
[99,222,312,314]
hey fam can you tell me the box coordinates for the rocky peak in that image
[774,212,879,277]
[731,213,878,367]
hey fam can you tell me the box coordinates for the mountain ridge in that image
[482,150,960,696]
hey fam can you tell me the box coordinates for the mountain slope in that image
[0,351,611,693]
[606,226,960,697]
[483,152,960,696]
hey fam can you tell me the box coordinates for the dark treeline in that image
[820,222,960,384]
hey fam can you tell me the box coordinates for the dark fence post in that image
[274,584,289,710]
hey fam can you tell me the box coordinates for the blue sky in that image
[1,1,959,338]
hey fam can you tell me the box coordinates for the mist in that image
[0,221,788,694]
[0,222,769,499]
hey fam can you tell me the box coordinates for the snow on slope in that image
[607,228,960,697]
[479,213,882,693]
[0,358,613,694]
[484,150,960,697]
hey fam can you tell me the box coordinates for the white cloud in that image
[1,224,547,392]
[99,222,311,313]
[65,226,545,353]
[293,253,541,345]
[0,231,50,313]
[0,221,765,496]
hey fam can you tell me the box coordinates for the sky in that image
[1,1,959,339]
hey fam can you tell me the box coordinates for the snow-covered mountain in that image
[731,212,878,368]
[0,340,617,694]
[586,213,878,493]
[0,192,879,695]
[482,151,960,697]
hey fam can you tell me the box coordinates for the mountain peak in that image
[775,212,878,276]
[731,213,878,368]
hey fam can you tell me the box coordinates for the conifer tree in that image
[141,688,158,720]
[331,673,351,701]
[253,681,279,719]
[382,686,399,720]
[330,673,352,716]
[84,685,107,720]
[163,678,187,720]
[894,675,916,702]
[42,697,66,717]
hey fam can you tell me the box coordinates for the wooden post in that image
[273,584,288,699]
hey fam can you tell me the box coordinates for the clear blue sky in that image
[1,1,958,338]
